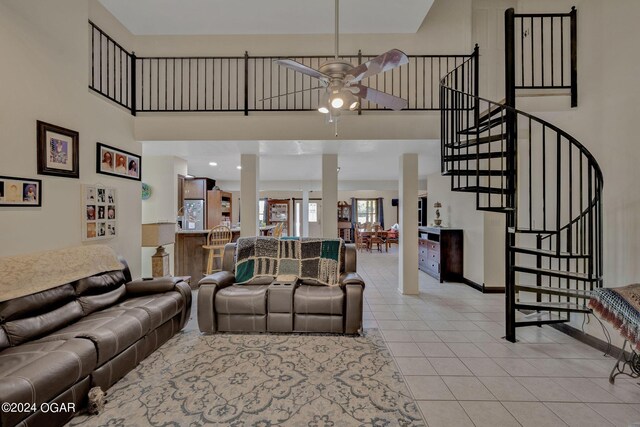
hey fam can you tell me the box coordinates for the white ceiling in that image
[99,0,435,36]
[142,139,440,181]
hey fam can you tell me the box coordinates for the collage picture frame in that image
[82,184,117,241]
[96,142,141,181]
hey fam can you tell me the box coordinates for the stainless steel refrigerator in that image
[183,199,205,230]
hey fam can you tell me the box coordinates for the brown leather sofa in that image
[0,258,191,427]
[198,243,364,334]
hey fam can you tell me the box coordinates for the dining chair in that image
[355,228,370,252]
[385,229,399,251]
[370,224,385,252]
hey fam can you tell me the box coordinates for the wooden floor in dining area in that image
[355,247,640,427]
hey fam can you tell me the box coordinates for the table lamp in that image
[142,222,176,277]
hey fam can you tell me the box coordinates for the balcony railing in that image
[89,21,476,116]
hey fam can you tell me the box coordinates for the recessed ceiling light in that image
[236,165,242,170]
[209,162,218,166]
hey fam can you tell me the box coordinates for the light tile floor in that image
[356,248,640,427]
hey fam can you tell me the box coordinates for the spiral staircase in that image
[439,7,603,342]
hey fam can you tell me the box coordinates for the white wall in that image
[426,173,485,286]
[140,156,187,277]
[0,1,141,277]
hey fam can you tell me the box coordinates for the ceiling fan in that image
[265,0,409,132]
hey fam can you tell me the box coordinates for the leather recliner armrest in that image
[199,271,236,288]
[198,271,236,334]
[126,277,184,295]
[339,272,365,288]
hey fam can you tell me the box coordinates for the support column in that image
[240,154,259,237]
[302,190,310,237]
[399,153,419,295]
[321,154,338,238]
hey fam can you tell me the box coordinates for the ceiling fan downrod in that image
[335,0,339,59]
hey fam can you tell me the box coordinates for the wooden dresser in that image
[418,227,463,283]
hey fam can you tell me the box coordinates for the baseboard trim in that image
[461,277,505,294]
[550,322,627,358]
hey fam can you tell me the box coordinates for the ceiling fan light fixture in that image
[342,90,358,110]
[318,106,330,114]
[330,95,344,109]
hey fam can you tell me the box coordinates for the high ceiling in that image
[99,0,434,36]
[142,139,440,182]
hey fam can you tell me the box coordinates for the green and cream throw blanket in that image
[235,237,343,286]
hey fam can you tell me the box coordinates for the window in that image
[356,199,378,224]
[308,202,318,222]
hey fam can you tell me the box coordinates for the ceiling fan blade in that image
[258,86,324,102]
[352,84,408,111]
[274,59,330,83]
[346,49,409,83]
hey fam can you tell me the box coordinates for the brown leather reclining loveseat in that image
[198,238,364,334]
[0,250,191,427]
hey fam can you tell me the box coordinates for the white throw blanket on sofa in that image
[0,245,124,302]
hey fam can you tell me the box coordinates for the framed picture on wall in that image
[82,184,117,241]
[0,175,42,207]
[96,142,141,181]
[37,121,79,178]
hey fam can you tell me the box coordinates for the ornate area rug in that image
[70,329,424,426]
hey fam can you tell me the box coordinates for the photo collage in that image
[83,184,117,241]
[0,176,41,207]
[97,142,141,181]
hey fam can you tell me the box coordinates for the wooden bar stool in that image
[203,225,232,275]
[272,222,284,238]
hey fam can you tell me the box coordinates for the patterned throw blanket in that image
[0,245,124,302]
[589,284,640,351]
[235,237,343,286]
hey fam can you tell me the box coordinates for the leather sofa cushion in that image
[37,307,150,366]
[217,314,267,332]
[126,277,182,295]
[245,276,274,285]
[78,284,126,316]
[215,285,269,315]
[0,329,9,351]
[113,292,184,329]
[3,301,84,346]
[0,338,96,426]
[294,285,344,315]
[294,314,343,333]
[0,284,75,322]
[72,270,126,295]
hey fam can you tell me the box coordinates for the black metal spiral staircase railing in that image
[439,7,603,342]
